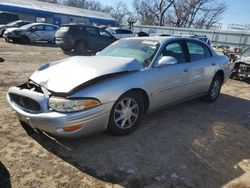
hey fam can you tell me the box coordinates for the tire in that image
[0,29,5,37]
[108,91,144,136]
[3,37,9,43]
[61,46,72,52]
[203,74,222,102]
[74,40,87,55]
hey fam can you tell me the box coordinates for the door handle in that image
[211,62,216,66]
[183,67,189,72]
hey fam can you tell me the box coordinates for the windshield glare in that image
[7,20,19,26]
[19,23,35,29]
[97,39,159,67]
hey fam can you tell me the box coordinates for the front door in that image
[28,25,44,41]
[149,40,193,110]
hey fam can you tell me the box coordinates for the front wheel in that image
[108,91,144,136]
[203,75,222,102]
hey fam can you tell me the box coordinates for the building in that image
[0,0,118,26]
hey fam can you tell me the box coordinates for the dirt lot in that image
[0,40,250,188]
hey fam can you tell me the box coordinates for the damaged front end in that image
[230,62,250,81]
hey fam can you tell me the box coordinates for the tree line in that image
[38,0,227,29]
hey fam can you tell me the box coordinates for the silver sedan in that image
[7,37,230,137]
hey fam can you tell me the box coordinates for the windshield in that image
[19,23,35,29]
[97,39,159,67]
[6,20,20,26]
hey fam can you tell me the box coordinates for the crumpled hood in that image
[30,56,143,94]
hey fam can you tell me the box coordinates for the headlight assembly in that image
[48,97,100,112]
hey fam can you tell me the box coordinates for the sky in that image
[101,0,250,29]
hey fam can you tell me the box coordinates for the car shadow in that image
[22,94,250,188]
[10,41,58,48]
[0,57,5,63]
[0,161,11,188]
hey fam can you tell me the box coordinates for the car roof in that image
[107,27,131,31]
[61,23,93,27]
[0,11,18,15]
[124,36,210,45]
[25,22,58,27]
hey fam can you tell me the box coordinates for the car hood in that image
[30,56,143,94]
[5,27,18,32]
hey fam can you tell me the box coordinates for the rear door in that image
[84,26,102,52]
[44,25,57,41]
[185,40,216,94]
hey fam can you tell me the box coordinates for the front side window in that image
[97,39,159,67]
[45,26,55,31]
[34,25,44,31]
[187,42,206,61]
[161,42,186,63]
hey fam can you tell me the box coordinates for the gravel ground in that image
[0,41,250,188]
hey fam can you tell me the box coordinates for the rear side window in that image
[187,42,206,61]
[115,29,133,34]
[45,26,55,31]
[204,45,212,57]
[85,27,98,36]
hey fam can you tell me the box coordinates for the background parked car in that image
[0,20,31,37]
[55,24,117,54]
[230,47,250,81]
[3,23,58,43]
[0,11,19,25]
[105,27,134,39]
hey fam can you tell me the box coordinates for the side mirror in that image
[156,56,178,67]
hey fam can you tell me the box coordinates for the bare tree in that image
[133,0,156,25]
[104,2,131,24]
[170,0,227,29]
[133,0,175,26]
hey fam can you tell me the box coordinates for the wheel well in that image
[126,88,149,113]
[215,70,224,83]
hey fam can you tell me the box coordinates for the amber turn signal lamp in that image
[63,125,82,132]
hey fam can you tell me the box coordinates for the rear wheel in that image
[203,75,222,102]
[74,41,87,54]
[108,91,143,136]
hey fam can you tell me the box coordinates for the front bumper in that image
[7,86,113,138]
